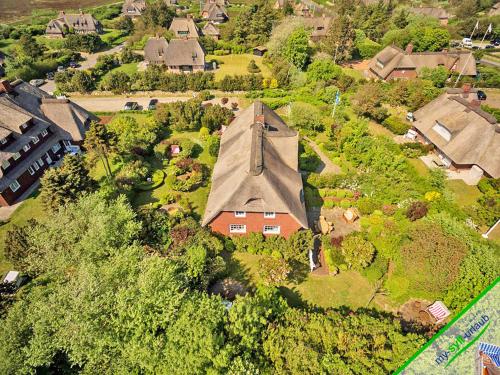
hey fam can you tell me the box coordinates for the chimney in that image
[187,14,192,19]
[405,43,413,55]
[255,114,265,124]
[462,83,472,93]
[0,79,13,94]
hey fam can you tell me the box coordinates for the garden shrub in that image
[341,233,375,270]
[362,256,388,283]
[136,170,165,191]
[247,59,261,73]
[406,201,428,221]
[356,197,381,215]
[340,200,350,209]
[323,200,335,209]
[382,115,410,135]
[399,142,431,158]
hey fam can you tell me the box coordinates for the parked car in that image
[124,101,139,110]
[491,38,500,46]
[57,65,65,72]
[69,61,78,68]
[450,41,460,48]
[29,79,45,87]
[477,90,487,101]
[462,38,473,48]
[148,99,159,110]
[46,72,55,80]
[472,46,480,50]
[484,44,494,49]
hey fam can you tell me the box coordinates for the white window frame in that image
[28,166,35,175]
[21,123,28,130]
[37,158,44,167]
[12,152,21,160]
[263,225,280,235]
[234,211,246,218]
[9,180,21,192]
[51,143,61,153]
[23,144,31,152]
[63,140,72,147]
[229,224,246,234]
[41,129,48,137]
[1,160,10,169]
[32,135,40,144]
[33,162,40,171]
[0,138,7,145]
[264,212,276,219]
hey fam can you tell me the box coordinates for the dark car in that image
[46,72,55,80]
[477,90,487,101]
[491,38,500,46]
[485,44,494,49]
[148,99,159,110]
[124,101,139,110]
[69,61,78,68]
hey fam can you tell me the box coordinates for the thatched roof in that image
[369,45,476,80]
[144,36,169,64]
[203,101,308,228]
[413,91,500,178]
[410,7,450,20]
[46,11,101,34]
[164,39,205,67]
[169,17,200,39]
[122,0,146,16]
[202,21,220,36]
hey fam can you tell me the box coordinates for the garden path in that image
[303,136,342,175]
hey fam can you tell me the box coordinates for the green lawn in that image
[101,62,139,82]
[409,158,430,177]
[101,28,128,47]
[342,67,364,81]
[206,54,272,81]
[0,193,45,275]
[446,180,482,207]
[227,252,382,310]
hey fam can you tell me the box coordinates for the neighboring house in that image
[410,7,450,25]
[368,45,477,80]
[411,87,500,180]
[164,39,205,73]
[202,21,221,40]
[144,36,169,65]
[0,79,97,206]
[169,17,201,39]
[303,15,333,42]
[489,2,500,16]
[203,101,308,238]
[45,10,102,38]
[295,2,313,17]
[121,0,146,17]
[201,0,229,23]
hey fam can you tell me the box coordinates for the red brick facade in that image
[208,211,303,239]
[386,69,418,80]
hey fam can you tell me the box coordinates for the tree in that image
[201,104,233,132]
[247,59,261,73]
[114,15,134,34]
[206,135,220,157]
[83,121,117,178]
[341,233,375,270]
[419,66,449,88]
[39,155,95,211]
[290,102,323,132]
[323,13,356,63]
[99,71,131,94]
[393,9,409,29]
[306,58,342,82]
[141,0,175,29]
[63,33,102,53]
[282,27,311,70]
[70,70,95,93]
[4,219,39,271]
[107,115,160,155]
[353,82,388,122]
[17,34,44,59]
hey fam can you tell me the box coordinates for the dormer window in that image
[23,144,31,152]
[234,211,246,218]
[432,121,451,142]
[21,123,28,130]
[1,160,10,169]
[9,180,21,192]
[33,136,40,144]
[41,129,48,137]
[264,212,276,218]
[12,152,21,161]
[376,60,384,69]
[0,138,7,145]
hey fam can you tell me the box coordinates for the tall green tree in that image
[84,121,116,177]
[324,14,356,63]
[39,155,95,212]
[283,27,311,70]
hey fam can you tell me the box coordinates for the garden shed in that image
[253,46,267,56]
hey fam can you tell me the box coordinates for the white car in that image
[29,79,45,87]
[462,38,473,48]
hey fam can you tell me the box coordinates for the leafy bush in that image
[247,60,261,73]
[341,233,375,270]
[356,197,381,215]
[382,116,410,135]
[400,142,431,158]
[406,201,428,221]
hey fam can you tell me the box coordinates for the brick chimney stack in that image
[462,83,472,93]
[255,114,265,124]
[405,43,414,55]
[0,80,13,94]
